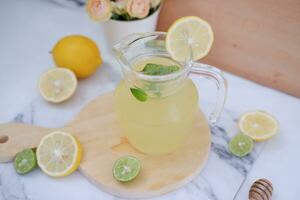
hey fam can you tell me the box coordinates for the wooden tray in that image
[157,0,300,97]
[0,92,211,198]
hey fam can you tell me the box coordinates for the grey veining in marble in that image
[0,71,264,200]
[0,165,30,200]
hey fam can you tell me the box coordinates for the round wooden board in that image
[69,93,211,198]
[0,92,211,199]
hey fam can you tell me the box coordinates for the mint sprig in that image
[130,63,180,101]
[142,63,180,75]
[130,88,148,102]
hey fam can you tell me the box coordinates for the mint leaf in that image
[130,88,148,102]
[142,63,180,75]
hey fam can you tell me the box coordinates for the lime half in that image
[229,134,254,157]
[14,149,37,174]
[113,156,141,182]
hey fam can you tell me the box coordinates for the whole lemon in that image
[52,35,102,78]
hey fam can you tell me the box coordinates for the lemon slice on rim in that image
[238,111,279,142]
[36,131,83,177]
[166,16,214,62]
[38,68,77,103]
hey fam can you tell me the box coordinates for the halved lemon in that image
[38,68,77,103]
[238,111,279,142]
[36,131,83,177]
[166,16,214,62]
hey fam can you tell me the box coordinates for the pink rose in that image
[126,0,150,19]
[86,0,112,21]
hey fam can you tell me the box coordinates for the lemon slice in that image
[238,111,279,142]
[36,131,83,177]
[166,16,214,62]
[38,68,77,103]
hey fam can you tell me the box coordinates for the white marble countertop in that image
[0,1,300,199]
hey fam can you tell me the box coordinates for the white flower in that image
[115,0,127,9]
[111,0,127,15]
[150,0,161,8]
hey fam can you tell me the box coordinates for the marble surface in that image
[0,0,300,199]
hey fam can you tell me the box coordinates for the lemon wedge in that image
[38,68,77,103]
[36,131,83,177]
[166,16,214,62]
[238,111,279,142]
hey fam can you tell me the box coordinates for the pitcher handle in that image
[191,63,227,125]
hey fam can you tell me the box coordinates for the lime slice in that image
[229,134,254,157]
[113,156,141,182]
[166,16,214,62]
[14,148,37,174]
[238,111,279,142]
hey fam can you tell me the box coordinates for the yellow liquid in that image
[114,57,198,155]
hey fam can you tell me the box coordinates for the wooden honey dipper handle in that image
[249,179,273,200]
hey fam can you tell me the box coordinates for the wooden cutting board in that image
[157,0,300,97]
[0,92,211,198]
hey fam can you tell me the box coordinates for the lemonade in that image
[114,56,199,155]
[113,28,226,155]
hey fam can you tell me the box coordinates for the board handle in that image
[0,123,50,163]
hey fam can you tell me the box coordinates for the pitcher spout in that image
[112,33,146,71]
[113,33,144,55]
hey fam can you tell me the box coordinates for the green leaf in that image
[130,88,148,102]
[111,12,120,20]
[142,63,180,75]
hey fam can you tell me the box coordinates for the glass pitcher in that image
[113,32,227,155]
